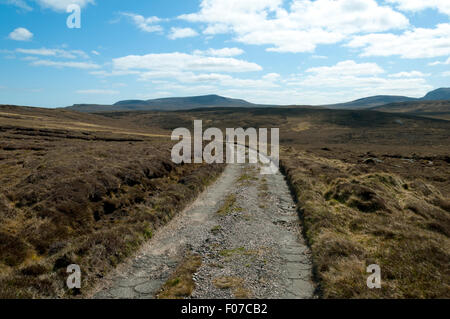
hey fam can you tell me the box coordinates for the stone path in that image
[91,148,314,299]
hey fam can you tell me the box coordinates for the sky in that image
[0,0,449,108]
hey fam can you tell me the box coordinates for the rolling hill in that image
[324,88,450,109]
[1,103,449,299]
[422,88,450,101]
[67,94,259,112]
[370,100,450,121]
[65,88,450,113]
[323,95,416,109]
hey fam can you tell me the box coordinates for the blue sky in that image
[0,0,449,108]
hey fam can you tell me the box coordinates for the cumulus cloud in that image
[112,52,262,73]
[180,73,278,88]
[388,71,429,78]
[35,0,94,11]
[168,27,199,39]
[286,60,431,98]
[306,60,385,77]
[121,13,163,33]
[9,27,33,41]
[193,47,244,57]
[180,0,409,53]
[386,0,450,16]
[106,56,431,105]
[262,73,281,81]
[347,23,450,59]
[103,50,283,96]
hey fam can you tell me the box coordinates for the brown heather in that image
[1,104,449,298]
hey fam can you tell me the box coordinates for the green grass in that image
[157,254,202,299]
[216,194,242,216]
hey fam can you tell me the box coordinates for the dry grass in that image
[111,105,449,299]
[2,104,449,299]
[213,276,252,298]
[281,149,450,298]
[216,194,242,216]
[157,254,202,299]
[0,106,224,298]
[237,172,258,186]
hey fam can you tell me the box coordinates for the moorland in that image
[0,98,449,298]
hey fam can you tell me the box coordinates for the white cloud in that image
[9,27,33,41]
[262,73,280,81]
[193,47,244,57]
[180,0,409,53]
[5,0,32,11]
[121,13,162,33]
[89,69,140,77]
[130,59,431,105]
[91,50,100,56]
[429,57,450,66]
[113,52,262,73]
[347,23,450,59]
[286,60,431,98]
[76,89,119,94]
[106,50,280,97]
[16,47,89,59]
[388,71,429,78]
[31,59,100,69]
[34,0,94,11]
[306,60,384,77]
[386,0,450,16]
[179,72,278,88]
[5,0,95,11]
[442,71,450,77]
[168,27,199,39]
[21,56,38,61]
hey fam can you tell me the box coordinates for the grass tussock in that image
[157,254,202,299]
[216,194,242,216]
[237,173,258,186]
[212,276,252,298]
[281,150,450,298]
[2,104,449,299]
[0,123,224,298]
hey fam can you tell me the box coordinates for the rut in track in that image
[92,151,314,299]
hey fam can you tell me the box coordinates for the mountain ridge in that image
[324,88,450,109]
[66,88,450,113]
[67,94,259,112]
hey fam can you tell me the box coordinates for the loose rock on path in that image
[92,150,314,299]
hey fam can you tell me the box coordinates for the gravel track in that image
[92,151,314,299]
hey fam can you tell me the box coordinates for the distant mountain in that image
[323,95,416,109]
[370,100,450,121]
[114,94,253,109]
[67,94,257,112]
[66,89,450,113]
[422,88,450,101]
[324,88,450,110]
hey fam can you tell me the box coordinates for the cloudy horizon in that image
[0,0,449,107]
